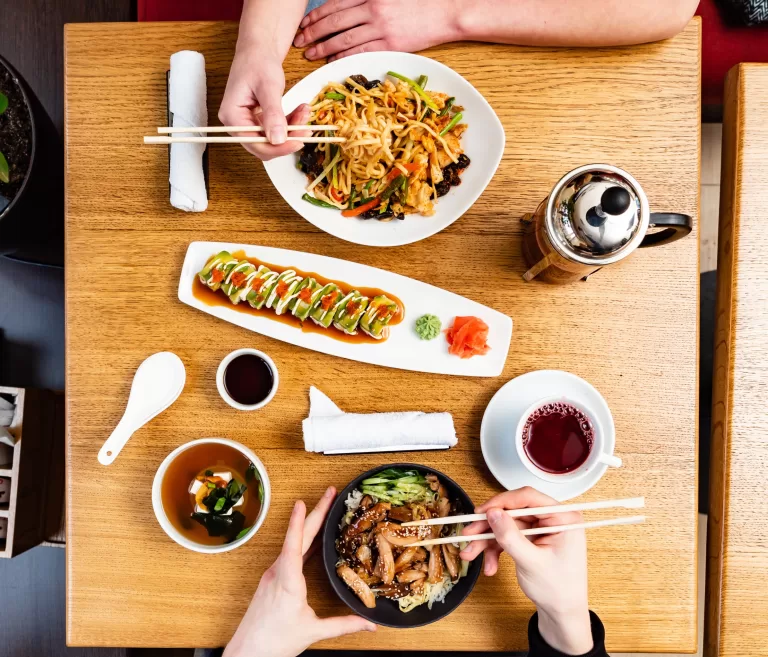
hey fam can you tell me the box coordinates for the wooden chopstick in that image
[157,125,339,134]
[401,497,645,528]
[144,135,346,145]
[409,515,647,548]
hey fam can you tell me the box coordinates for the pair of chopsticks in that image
[407,497,646,548]
[143,124,346,145]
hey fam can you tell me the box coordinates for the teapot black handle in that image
[639,213,693,248]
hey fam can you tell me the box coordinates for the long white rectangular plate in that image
[178,242,513,376]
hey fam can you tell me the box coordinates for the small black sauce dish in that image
[322,462,483,628]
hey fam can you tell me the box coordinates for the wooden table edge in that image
[703,62,745,657]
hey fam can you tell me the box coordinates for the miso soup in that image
[160,441,263,546]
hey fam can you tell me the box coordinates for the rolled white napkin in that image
[0,428,14,447]
[303,387,457,454]
[169,50,208,212]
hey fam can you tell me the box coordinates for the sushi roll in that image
[221,260,257,304]
[246,266,280,309]
[360,295,399,340]
[309,283,344,328]
[265,270,304,315]
[198,251,239,292]
[333,291,369,335]
[290,278,321,321]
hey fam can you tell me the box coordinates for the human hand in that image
[219,45,310,161]
[460,487,593,655]
[223,487,376,657]
[294,0,460,62]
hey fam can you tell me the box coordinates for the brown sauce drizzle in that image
[191,251,405,345]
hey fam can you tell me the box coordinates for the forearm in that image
[237,0,306,57]
[449,0,698,46]
[528,611,608,657]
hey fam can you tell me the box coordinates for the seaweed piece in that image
[358,208,404,220]
[345,74,381,91]
[201,479,247,516]
[298,144,324,179]
[434,180,451,198]
[192,510,246,538]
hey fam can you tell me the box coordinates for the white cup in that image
[515,397,622,484]
[216,348,279,411]
[151,437,271,554]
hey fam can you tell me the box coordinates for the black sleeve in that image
[528,611,608,657]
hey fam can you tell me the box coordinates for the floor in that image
[0,0,724,651]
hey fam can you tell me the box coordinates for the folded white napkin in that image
[303,386,457,455]
[169,50,208,212]
[0,397,15,446]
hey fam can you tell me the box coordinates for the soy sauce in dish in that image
[522,402,594,474]
[224,354,274,406]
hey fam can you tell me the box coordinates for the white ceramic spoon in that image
[98,352,186,465]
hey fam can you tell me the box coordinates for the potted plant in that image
[0,57,35,223]
[0,55,63,266]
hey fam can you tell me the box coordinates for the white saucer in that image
[480,370,617,501]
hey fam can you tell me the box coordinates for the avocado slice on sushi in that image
[309,284,344,328]
[333,291,369,335]
[198,251,238,291]
[290,278,321,321]
[246,266,280,309]
[265,270,304,314]
[360,295,399,339]
[221,261,258,304]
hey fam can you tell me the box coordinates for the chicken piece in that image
[413,182,435,216]
[388,506,413,523]
[428,92,450,109]
[428,148,443,185]
[356,544,374,573]
[437,485,451,518]
[442,543,460,581]
[397,569,427,584]
[359,495,374,510]
[375,533,396,585]
[394,546,428,573]
[346,502,391,537]
[337,565,376,609]
[413,151,429,181]
[410,579,426,595]
[426,474,440,491]
[355,566,381,587]
[437,149,454,169]
[372,582,412,599]
[378,521,431,547]
[427,545,445,584]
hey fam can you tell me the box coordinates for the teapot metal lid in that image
[545,164,650,266]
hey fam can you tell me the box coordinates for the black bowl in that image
[322,462,483,628]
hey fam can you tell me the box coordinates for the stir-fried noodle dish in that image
[298,72,470,221]
[335,468,470,612]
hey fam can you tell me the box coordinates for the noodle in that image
[297,73,470,219]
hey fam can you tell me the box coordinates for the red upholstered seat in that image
[137,0,244,22]
[696,0,768,106]
[138,0,768,107]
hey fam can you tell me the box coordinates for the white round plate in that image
[263,51,505,247]
[480,370,617,501]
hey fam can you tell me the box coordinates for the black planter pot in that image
[0,54,63,266]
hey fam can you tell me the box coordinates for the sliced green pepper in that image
[380,174,406,203]
[302,193,337,209]
[348,188,357,208]
[438,97,455,117]
[440,111,463,136]
[325,91,346,100]
[387,71,439,111]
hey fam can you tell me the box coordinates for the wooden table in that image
[705,63,768,657]
[64,21,701,652]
